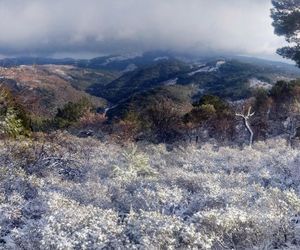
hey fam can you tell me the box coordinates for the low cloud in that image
[0,0,287,59]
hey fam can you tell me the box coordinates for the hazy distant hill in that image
[0,51,174,71]
[1,52,300,119]
[176,59,295,100]
[87,54,300,106]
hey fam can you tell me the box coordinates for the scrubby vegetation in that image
[0,133,300,249]
[0,33,300,250]
[2,74,299,249]
[3,76,300,147]
[0,1,300,249]
[1,58,300,250]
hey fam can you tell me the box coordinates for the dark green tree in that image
[271,0,300,66]
[54,98,92,129]
[0,86,31,137]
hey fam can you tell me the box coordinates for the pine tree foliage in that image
[0,108,24,138]
[0,87,27,138]
[271,0,300,66]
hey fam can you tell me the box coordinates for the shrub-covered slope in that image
[89,56,300,108]
[88,59,191,103]
[0,65,108,118]
[1,133,300,249]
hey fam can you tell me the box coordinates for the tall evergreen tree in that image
[271,0,300,66]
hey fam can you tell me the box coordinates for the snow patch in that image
[154,56,169,62]
[188,66,213,76]
[53,68,73,80]
[216,60,226,67]
[122,64,138,73]
[188,60,226,76]
[162,78,178,86]
[249,78,272,89]
[101,54,141,66]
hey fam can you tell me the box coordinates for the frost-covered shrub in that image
[0,134,300,249]
[112,144,157,182]
[40,193,124,250]
[125,210,213,249]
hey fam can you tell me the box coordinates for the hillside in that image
[1,53,300,144]
[87,59,191,103]
[1,133,300,249]
[78,54,300,127]
[2,0,300,249]
[0,51,174,71]
[87,54,300,107]
[0,65,108,117]
[106,84,195,120]
[1,53,300,110]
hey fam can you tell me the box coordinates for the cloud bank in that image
[0,0,287,59]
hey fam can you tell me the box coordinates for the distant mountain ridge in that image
[2,51,299,74]
[0,51,175,71]
[1,51,300,120]
[86,55,300,105]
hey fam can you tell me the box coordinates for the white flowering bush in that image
[0,134,300,249]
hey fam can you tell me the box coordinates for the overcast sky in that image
[0,0,288,60]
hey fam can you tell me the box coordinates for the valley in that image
[1,1,300,249]
[2,52,299,115]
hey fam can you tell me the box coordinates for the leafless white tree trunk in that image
[236,107,255,148]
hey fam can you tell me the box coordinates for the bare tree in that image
[236,106,255,148]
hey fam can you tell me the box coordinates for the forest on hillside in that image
[1,0,300,249]
[2,62,300,250]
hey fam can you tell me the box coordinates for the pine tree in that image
[271,0,300,66]
[0,108,24,138]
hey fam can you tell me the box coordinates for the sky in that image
[0,0,289,61]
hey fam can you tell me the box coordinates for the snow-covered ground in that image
[101,54,142,66]
[188,66,212,76]
[0,133,300,249]
[188,60,226,76]
[249,78,272,89]
[216,60,226,67]
[162,77,178,86]
[154,56,169,62]
[122,63,138,73]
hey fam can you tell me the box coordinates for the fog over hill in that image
[0,0,288,62]
[1,1,300,249]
